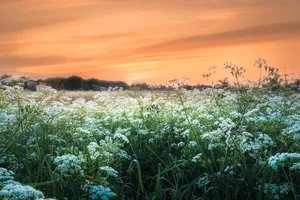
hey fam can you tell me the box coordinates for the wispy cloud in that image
[136,21,300,54]
[0,11,76,35]
[0,55,96,68]
[68,32,136,43]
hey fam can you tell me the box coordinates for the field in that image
[0,82,299,199]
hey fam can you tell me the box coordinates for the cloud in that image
[136,21,300,54]
[0,1,101,36]
[0,55,96,69]
[0,12,76,35]
[68,32,135,43]
[0,43,21,54]
[101,51,219,65]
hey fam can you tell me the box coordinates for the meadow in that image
[0,61,299,200]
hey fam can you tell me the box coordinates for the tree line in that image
[39,75,300,91]
[1,74,299,91]
[44,76,212,91]
[44,76,130,90]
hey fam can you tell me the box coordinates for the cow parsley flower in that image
[113,132,129,143]
[268,153,300,171]
[0,156,7,164]
[191,153,202,162]
[0,180,45,199]
[177,142,185,147]
[290,162,300,171]
[230,111,242,118]
[239,132,276,156]
[138,129,148,135]
[89,185,117,200]
[264,183,290,199]
[54,154,84,177]
[87,142,101,160]
[0,168,14,181]
[181,130,189,138]
[99,166,118,177]
[29,152,38,160]
[188,141,197,148]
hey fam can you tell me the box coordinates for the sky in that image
[0,0,300,84]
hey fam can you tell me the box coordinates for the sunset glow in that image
[1,0,300,84]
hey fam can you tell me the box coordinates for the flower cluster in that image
[89,185,117,200]
[99,166,118,177]
[0,167,14,181]
[263,183,290,200]
[54,154,84,177]
[0,180,45,200]
[268,153,300,171]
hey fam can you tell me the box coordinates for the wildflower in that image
[290,163,300,171]
[264,183,290,199]
[181,130,189,138]
[0,180,45,199]
[54,154,84,177]
[99,166,118,177]
[0,168,14,181]
[89,185,117,200]
[230,111,242,118]
[29,152,38,160]
[268,153,300,171]
[0,156,7,165]
[188,141,197,148]
[87,142,101,160]
[138,129,148,135]
[191,153,202,162]
[113,132,129,143]
[177,142,185,147]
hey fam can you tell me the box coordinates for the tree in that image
[131,82,149,90]
[0,74,12,80]
[65,76,83,90]
[83,78,99,90]
[289,79,300,91]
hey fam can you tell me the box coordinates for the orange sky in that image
[1,0,300,84]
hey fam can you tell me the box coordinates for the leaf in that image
[26,179,58,187]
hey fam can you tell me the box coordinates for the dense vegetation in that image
[2,70,298,92]
[0,59,299,199]
[44,76,131,91]
[0,75,212,92]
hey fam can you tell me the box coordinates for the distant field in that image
[0,84,299,200]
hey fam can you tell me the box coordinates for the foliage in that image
[65,76,83,90]
[43,77,130,91]
[0,59,299,199]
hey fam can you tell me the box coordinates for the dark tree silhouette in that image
[65,76,83,90]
